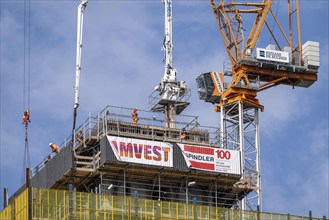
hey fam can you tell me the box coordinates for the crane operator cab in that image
[196,72,226,104]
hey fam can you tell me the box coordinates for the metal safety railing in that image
[1,188,327,220]
[97,105,221,145]
[149,88,192,107]
[29,134,73,178]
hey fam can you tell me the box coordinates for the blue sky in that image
[0,0,328,217]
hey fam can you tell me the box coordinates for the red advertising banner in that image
[107,136,173,167]
[178,144,241,175]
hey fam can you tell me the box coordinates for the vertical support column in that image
[25,168,32,220]
[238,102,246,210]
[185,178,188,204]
[157,174,161,219]
[26,168,30,188]
[309,210,312,220]
[220,106,225,148]
[124,170,126,201]
[3,188,8,208]
[166,104,176,128]
[158,174,161,201]
[255,109,262,211]
[185,178,189,220]
[97,113,100,141]
[215,181,218,207]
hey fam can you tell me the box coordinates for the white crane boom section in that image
[74,0,88,109]
[72,0,88,141]
[163,0,175,82]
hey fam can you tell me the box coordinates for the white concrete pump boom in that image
[163,0,175,82]
[149,0,190,128]
[72,0,88,141]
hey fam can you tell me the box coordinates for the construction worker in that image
[181,129,187,140]
[22,109,31,125]
[49,143,60,154]
[131,108,139,124]
[76,130,83,143]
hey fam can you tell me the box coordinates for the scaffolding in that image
[21,105,256,209]
[1,188,327,220]
[31,105,222,179]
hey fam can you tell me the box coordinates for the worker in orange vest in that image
[49,143,60,154]
[181,128,187,139]
[131,108,139,124]
[22,109,31,125]
[76,130,83,143]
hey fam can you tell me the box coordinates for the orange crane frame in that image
[203,0,318,211]
[209,0,317,111]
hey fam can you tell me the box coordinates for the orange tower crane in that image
[196,0,319,211]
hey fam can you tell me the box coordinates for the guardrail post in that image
[89,113,92,139]
[3,188,8,209]
[117,115,120,136]
[105,114,108,136]
[97,113,100,141]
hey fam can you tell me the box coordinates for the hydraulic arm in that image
[72,0,88,141]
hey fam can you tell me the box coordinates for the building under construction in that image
[2,105,325,220]
[0,0,326,219]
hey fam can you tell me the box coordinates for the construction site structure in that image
[196,0,319,211]
[149,0,190,128]
[3,106,245,216]
[11,105,248,207]
[0,0,324,219]
[1,105,327,220]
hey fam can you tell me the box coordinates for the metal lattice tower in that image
[220,102,261,210]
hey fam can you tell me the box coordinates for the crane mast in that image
[72,0,88,141]
[150,0,190,128]
[196,0,319,211]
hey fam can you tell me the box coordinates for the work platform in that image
[12,106,257,208]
